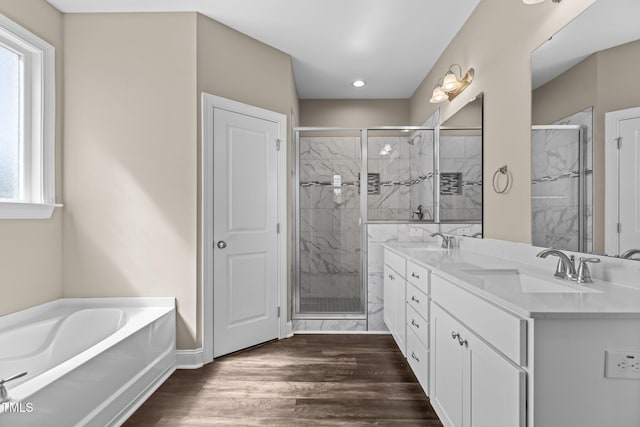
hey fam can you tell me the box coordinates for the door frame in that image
[201,93,288,364]
[604,106,640,256]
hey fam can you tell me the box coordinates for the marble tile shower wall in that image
[531,108,593,252]
[367,135,434,221]
[299,137,361,303]
[439,134,482,221]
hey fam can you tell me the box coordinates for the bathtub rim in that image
[0,297,175,332]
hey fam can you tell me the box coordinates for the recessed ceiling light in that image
[352,80,366,88]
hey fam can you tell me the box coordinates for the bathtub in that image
[0,298,176,426]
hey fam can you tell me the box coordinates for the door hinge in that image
[276,139,281,151]
[277,223,281,234]
[616,137,622,149]
[618,222,622,234]
[277,306,281,318]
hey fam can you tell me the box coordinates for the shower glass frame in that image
[292,126,437,321]
[531,124,588,252]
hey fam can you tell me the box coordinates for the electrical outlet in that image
[605,350,640,379]
[457,227,470,236]
[409,227,423,238]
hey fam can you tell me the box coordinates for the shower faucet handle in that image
[412,204,424,221]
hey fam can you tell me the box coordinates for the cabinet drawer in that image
[431,273,526,365]
[384,248,406,278]
[407,304,429,347]
[407,328,429,392]
[407,260,429,294]
[407,283,429,320]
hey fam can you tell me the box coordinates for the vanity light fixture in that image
[352,79,366,88]
[429,65,475,104]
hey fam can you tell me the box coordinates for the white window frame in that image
[0,14,58,219]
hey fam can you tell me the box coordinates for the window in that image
[0,15,57,219]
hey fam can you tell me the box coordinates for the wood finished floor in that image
[124,334,443,426]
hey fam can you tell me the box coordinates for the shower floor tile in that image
[299,297,361,313]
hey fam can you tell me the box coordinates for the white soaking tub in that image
[0,298,176,426]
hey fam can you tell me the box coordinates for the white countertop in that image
[383,241,640,319]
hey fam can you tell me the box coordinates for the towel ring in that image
[492,165,510,194]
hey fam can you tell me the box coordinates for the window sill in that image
[0,202,63,219]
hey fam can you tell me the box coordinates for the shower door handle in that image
[216,240,227,249]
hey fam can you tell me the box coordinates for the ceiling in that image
[532,0,640,89]
[46,0,481,99]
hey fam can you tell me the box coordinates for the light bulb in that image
[430,86,448,103]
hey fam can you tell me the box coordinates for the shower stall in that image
[294,129,365,318]
[531,124,590,252]
[293,125,481,323]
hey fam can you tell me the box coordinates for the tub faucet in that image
[412,204,424,221]
[621,248,640,260]
[431,232,454,249]
[0,371,27,403]
[536,249,576,280]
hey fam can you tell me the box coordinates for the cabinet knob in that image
[411,272,420,279]
[389,274,395,280]
[411,319,420,328]
[411,352,420,363]
[457,336,468,347]
[411,295,420,304]
[451,331,460,340]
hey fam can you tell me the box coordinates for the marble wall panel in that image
[367,272,386,331]
[293,319,367,332]
[300,137,359,160]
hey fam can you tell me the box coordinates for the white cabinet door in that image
[384,264,406,356]
[431,303,526,427]
[469,333,526,427]
[431,304,464,427]
[383,264,394,332]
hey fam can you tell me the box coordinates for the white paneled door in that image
[213,107,280,358]
[619,117,640,252]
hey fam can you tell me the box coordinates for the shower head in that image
[406,133,422,145]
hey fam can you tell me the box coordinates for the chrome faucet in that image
[536,249,576,280]
[576,257,601,284]
[412,204,424,221]
[621,248,640,260]
[431,232,454,249]
[0,371,27,403]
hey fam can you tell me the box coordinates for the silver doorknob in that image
[217,241,227,249]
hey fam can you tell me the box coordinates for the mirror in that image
[531,0,640,258]
[440,93,483,234]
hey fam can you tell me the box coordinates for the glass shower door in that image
[295,130,364,317]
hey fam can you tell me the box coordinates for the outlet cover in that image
[409,227,423,238]
[605,350,640,380]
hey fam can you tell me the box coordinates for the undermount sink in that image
[461,268,603,294]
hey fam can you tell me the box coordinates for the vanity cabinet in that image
[384,248,431,393]
[385,242,640,427]
[430,274,526,427]
[383,249,406,356]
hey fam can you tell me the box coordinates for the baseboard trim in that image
[285,321,294,338]
[176,348,204,369]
